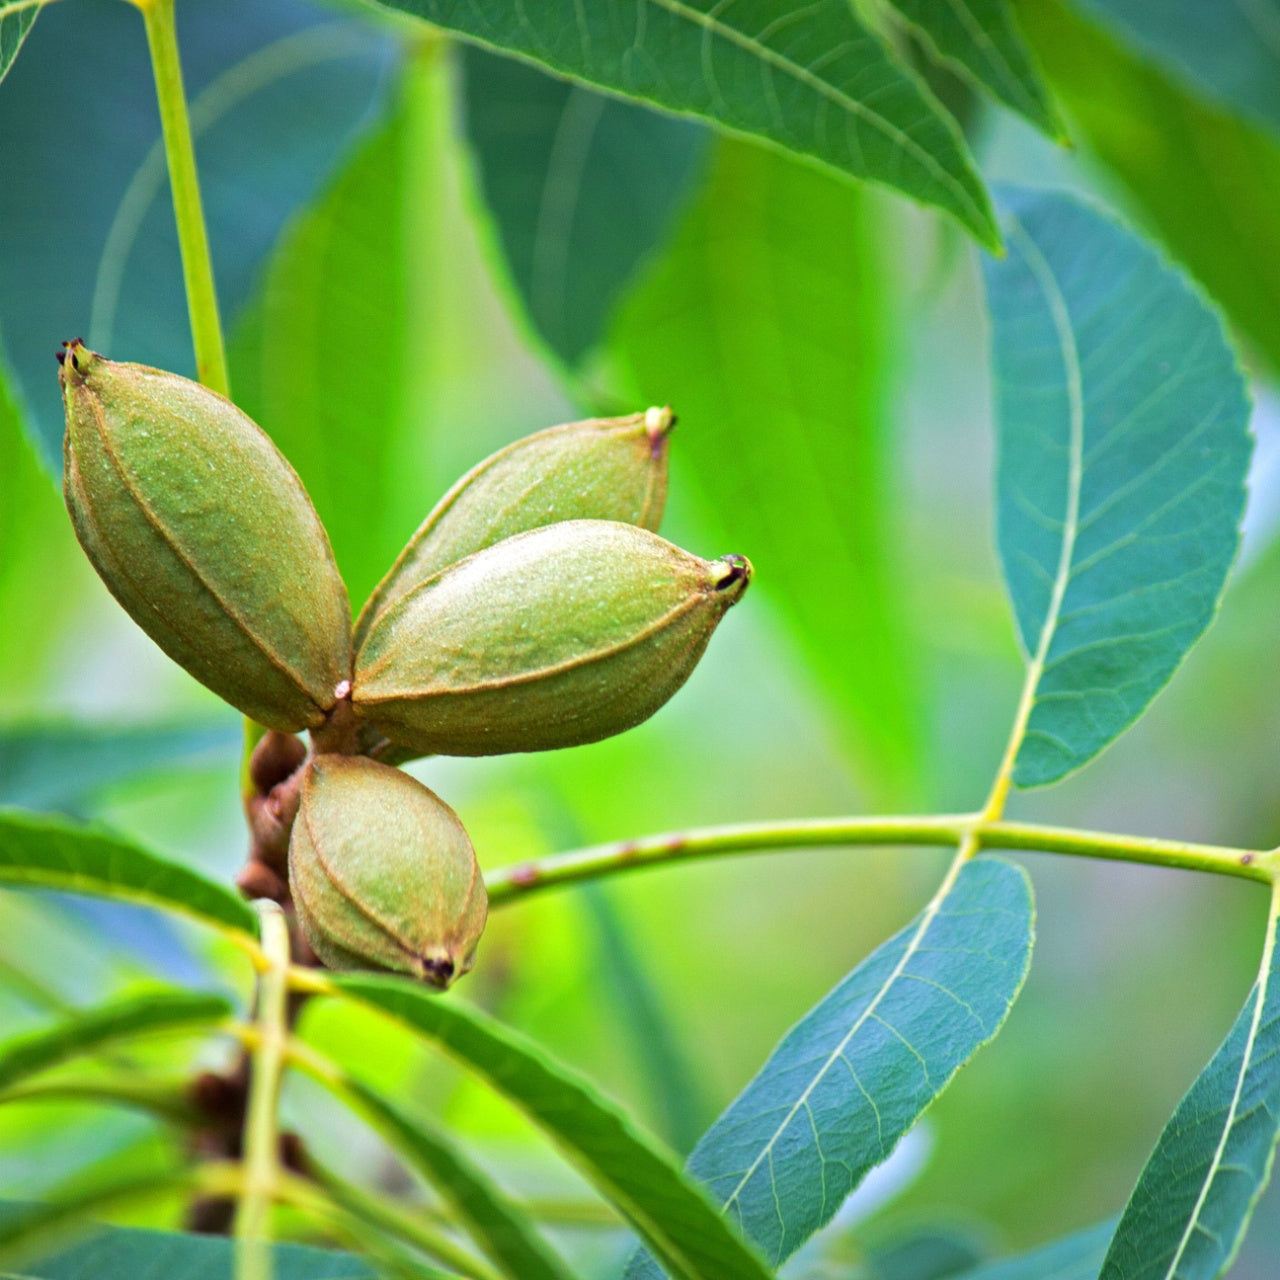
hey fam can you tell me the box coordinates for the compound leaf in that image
[366,0,997,244]
[624,856,1033,1276]
[983,187,1252,788]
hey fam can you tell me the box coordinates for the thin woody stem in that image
[233,902,291,1280]
[483,814,1273,905]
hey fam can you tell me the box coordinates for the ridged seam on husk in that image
[353,412,669,645]
[67,357,348,716]
[355,583,715,706]
[295,771,435,966]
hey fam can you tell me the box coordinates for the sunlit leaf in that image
[460,48,707,366]
[610,139,922,798]
[952,1218,1114,1279]
[0,0,397,467]
[1074,0,1280,137]
[1020,0,1280,378]
[0,809,257,938]
[325,1076,576,1280]
[0,363,79,708]
[0,990,231,1092]
[0,721,237,811]
[886,0,1064,138]
[1101,909,1280,1279]
[326,974,774,1280]
[983,187,1252,788]
[365,0,997,245]
[0,0,38,85]
[624,857,1034,1276]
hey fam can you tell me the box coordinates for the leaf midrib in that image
[1003,212,1084,731]
[1162,914,1280,1278]
[624,0,983,224]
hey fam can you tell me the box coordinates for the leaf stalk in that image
[234,901,291,1280]
[484,814,1274,905]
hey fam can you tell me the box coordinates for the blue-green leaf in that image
[609,139,922,799]
[983,187,1252,788]
[324,974,773,1280]
[0,809,256,938]
[1101,908,1280,1279]
[953,1218,1114,1279]
[1020,0,1280,380]
[1075,0,1280,138]
[625,856,1034,1277]
[366,0,997,245]
[0,0,396,468]
[886,0,1064,138]
[0,721,237,811]
[460,48,707,366]
[0,0,38,85]
[0,990,231,1092]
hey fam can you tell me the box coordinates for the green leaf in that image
[365,0,997,245]
[329,1077,576,1280]
[0,721,237,811]
[0,1196,381,1279]
[230,95,412,613]
[0,990,231,1092]
[460,48,707,366]
[0,363,79,709]
[1073,0,1280,137]
[325,974,774,1280]
[951,1219,1114,1279]
[885,0,1064,139]
[609,138,922,799]
[1100,907,1280,1279]
[0,1,38,85]
[624,856,1034,1277]
[0,809,257,939]
[982,187,1252,788]
[1019,0,1280,379]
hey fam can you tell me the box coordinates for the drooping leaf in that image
[0,0,38,84]
[0,809,256,938]
[0,362,79,708]
[1020,0,1280,378]
[0,721,238,811]
[0,990,231,1092]
[0,0,397,468]
[0,1196,381,1279]
[1101,909,1280,1279]
[324,1076,576,1280]
[885,0,1064,138]
[610,139,922,799]
[232,41,530,612]
[324,974,774,1280]
[951,1218,1114,1279]
[1073,0,1280,137]
[460,47,707,366]
[983,187,1252,788]
[364,0,997,245]
[624,856,1034,1277]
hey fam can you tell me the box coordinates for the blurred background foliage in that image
[2,0,1280,1273]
